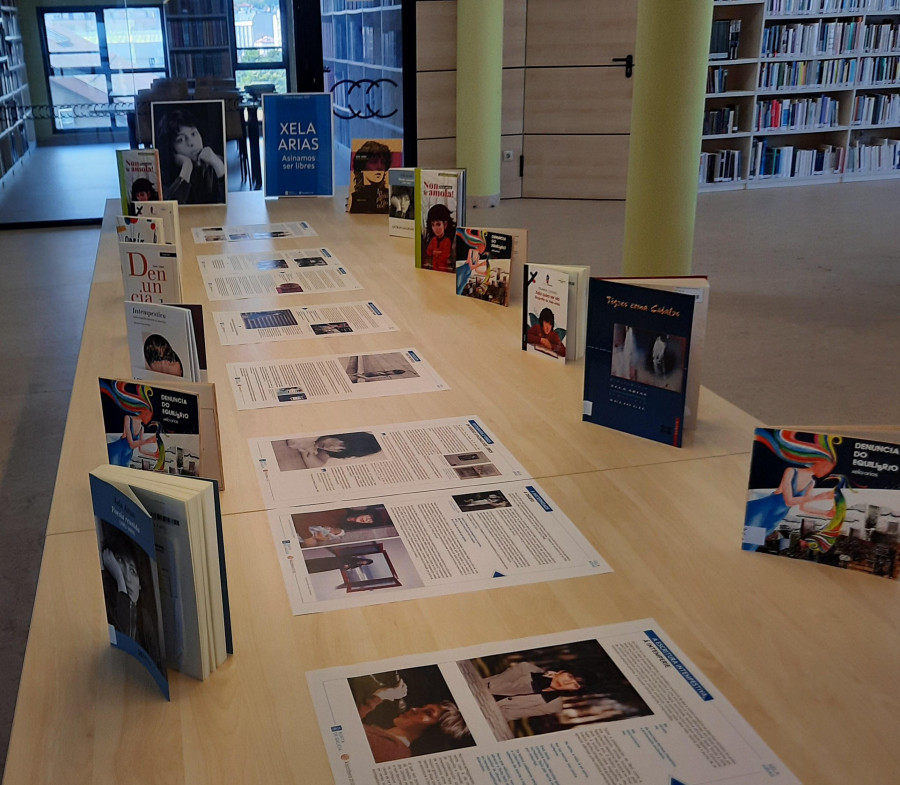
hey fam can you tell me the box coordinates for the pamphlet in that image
[192,221,317,244]
[249,416,530,509]
[227,348,449,410]
[308,620,799,784]
[197,247,362,300]
[213,300,398,345]
[270,480,611,615]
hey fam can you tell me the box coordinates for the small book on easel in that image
[90,464,232,699]
[118,242,182,304]
[124,301,206,384]
[99,377,224,489]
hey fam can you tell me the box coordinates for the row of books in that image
[166,19,230,47]
[707,65,732,94]
[755,95,841,130]
[703,105,739,136]
[749,139,846,177]
[851,91,900,124]
[760,19,900,58]
[710,19,742,61]
[700,148,743,183]
[768,0,900,13]
[847,135,900,169]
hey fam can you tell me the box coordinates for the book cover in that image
[99,378,202,476]
[262,92,334,197]
[742,429,900,579]
[455,228,513,306]
[582,278,695,447]
[347,138,402,214]
[602,276,709,431]
[124,301,202,383]
[388,167,415,237]
[522,264,571,362]
[119,242,182,304]
[415,169,466,272]
[131,200,181,248]
[116,148,162,216]
[90,472,169,698]
[116,215,162,244]
[151,100,228,206]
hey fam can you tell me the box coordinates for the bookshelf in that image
[164,0,235,79]
[0,0,33,186]
[701,0,900,189]
[320,0,404,153]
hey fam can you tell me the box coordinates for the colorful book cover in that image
[582,278,695,447]
[119,242,182,304]
[388,167,415,237]
[522,264,571,362]
[116,216,161,244]
[742,428,900,578]
[116,148,162,216]
[415,169,466,272]
[347,138,402,214]
[131,200,180,248]
[99,378,202,477]
[455,228,513,306]
[151,100,228,206]
[262,93,334,197]
[90,472,169,699]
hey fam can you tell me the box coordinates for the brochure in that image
[227,348,449,410]
[307,620,799,784]
[196,247,362,301]
[213,300,398,345]
[191,221,317,244]
[249,416,530,509]
[269,481,611,615]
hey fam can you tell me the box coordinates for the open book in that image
[90,465,232,698]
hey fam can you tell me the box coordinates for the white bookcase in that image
[701,0,900,189]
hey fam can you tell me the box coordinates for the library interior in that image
[0,1,898,784]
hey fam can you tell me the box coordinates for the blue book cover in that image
[582,279,695,447]
[90,472,170,699]
[263,93,334,197]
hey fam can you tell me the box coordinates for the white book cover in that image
[119,242,182,304]
[116,215,162,244]
[124,301,201,382]
[522,264,571,362]
[132,200,180,248]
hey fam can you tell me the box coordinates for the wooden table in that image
[5,194,898,784]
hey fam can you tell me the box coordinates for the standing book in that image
[388,167,415,237]
[90,464,232,699]
[118,241,182,304]
[582,278,696,447]
[742,428,900,578]
[346,138,402,214]
[99,377,224,488]
[455,228,513,306]
[522,263,589,362]
[415,168,466,272]
[131,200,181,250]
[124,301,205,383]
[116,148,162,216]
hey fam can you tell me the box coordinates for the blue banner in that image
[263,93,334,197]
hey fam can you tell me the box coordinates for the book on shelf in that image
[415,168,467,272]
[346,138,402,214]
[131,200,181,249]
[455,228,513,307]
[118,241,182,304]
[742,428,900,580]
[124,301,205,384]
[90,463,232,699]
[709,19,741,61]
[522,263,589,363]
[99,377,224,488]
[388,166,415,238]
[116,149,162,216]
[582,277,705,447]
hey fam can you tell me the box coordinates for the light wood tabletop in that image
[6,194,898,785]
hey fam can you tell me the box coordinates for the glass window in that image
[233,0,288,89]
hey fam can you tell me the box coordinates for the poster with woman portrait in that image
[152,99,227,206]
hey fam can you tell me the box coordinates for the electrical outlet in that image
[502,150,514,162]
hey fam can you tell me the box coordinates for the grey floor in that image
[0,160,898,777]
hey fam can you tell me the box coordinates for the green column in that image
[623,0,714,275]
[456,0,504,208]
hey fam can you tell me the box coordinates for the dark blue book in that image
[582,278,697,447]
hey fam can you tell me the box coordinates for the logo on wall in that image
[331,79,398,120]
